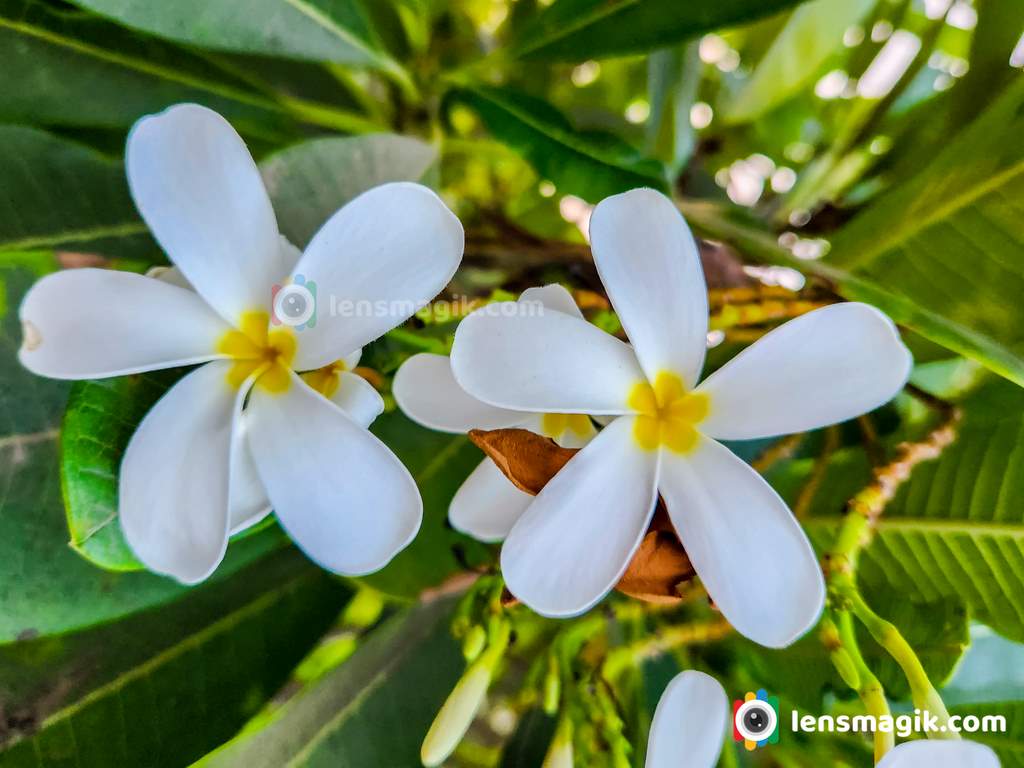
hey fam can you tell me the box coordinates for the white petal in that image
[19,269,229,379]
[120,361,241,584]
[228,421,272,535]
[342,347,362,370]
[449,459,533,542]
[394,353,526,434]
[451,306,645,415]
[246,373,421,575]
[126,104,287,326]
[589,189,708,387]
[518,283,583,318]
[330,371,384,429]
[646,671,728,768]
[877,741,1000,768]
[659,436,825,647]
[696,303,913,440]
[290,183,464,370]
[500,417,659,617]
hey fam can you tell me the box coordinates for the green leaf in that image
[195,597,462,768]
[645,43,700,177]
[0,260,287,643]
[0,551,349,768]
[509,0,806,61]
[794,379,1024,642]
[679,200,1024,389]
[454,86,668,201]
[826,77,1024,388]
[0,127,155,259]
[68,0,397,71]
[949,701,1024,768]
[260,134,438,249]
[722,0,876,124]
[0,0,294,138]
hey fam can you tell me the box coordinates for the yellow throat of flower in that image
[218,311,297,394]
[540,413,594,441]
[628,372,709,454]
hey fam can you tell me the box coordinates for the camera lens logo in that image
[271,274,317,331]
[733,689,779,751]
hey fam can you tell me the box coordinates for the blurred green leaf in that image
[0,127,155,259]
[0,551,348,768]
[509,0,806,61]
[826,77,1024,387]
[0,261,287,643]
[195,597,462,768]
[455,85,668,201]
[0,0,294,138]
[261,134,438,249]
[645,43,700,177]
[793,380,1024,642]
[68,0,396,71]
[722,0,876,124]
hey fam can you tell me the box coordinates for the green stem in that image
[826,612,895,762]
[844,589,957,737]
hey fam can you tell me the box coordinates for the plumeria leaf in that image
[948,702,1024,767]
[0,0,295,138]
[783,379,1024,642]
[469,428,695,603]
[453,86,669,202]
[260,134,439,249]
[506,0,805,61]
[825,77,1024,387]
[68,0,398,70]
[0,127,157,259]
[193,597,462,768]
[0,550,348,765]
[0,261,286,643]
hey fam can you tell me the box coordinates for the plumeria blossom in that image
[19,103,463,584]
[393,284,596,541]
[877,740,1001,767]
[451,188,912,647]
[645,671,729,768]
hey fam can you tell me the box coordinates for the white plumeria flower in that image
[877,740,1001,768]
[645,671,729,768]
[450,188,912,647]
[19,103,463,584]
[393,284,596,541]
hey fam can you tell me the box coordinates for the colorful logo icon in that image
[271,273,317,331]
[733,689,779,750]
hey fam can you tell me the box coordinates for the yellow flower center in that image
[301,359,348,399]
[628,372,709,454]
[540,413,594,441]
[217,311,297,394]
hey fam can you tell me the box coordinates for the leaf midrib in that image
[806,516,1024,536]
[514,0,640,58]
[0,222,149,252]
[0,16,284,113]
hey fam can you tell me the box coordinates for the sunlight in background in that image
[858,30,922,99]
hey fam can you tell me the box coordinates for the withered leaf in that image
[469,428,695,603]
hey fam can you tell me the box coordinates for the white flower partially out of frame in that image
[450,187,912,648]
[392,285,596,542]
[18,103,464,584]
[876,740,1001,767]
[645,670,728,768]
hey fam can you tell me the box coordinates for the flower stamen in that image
[218,311,296,394]
[628,372,709,453]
